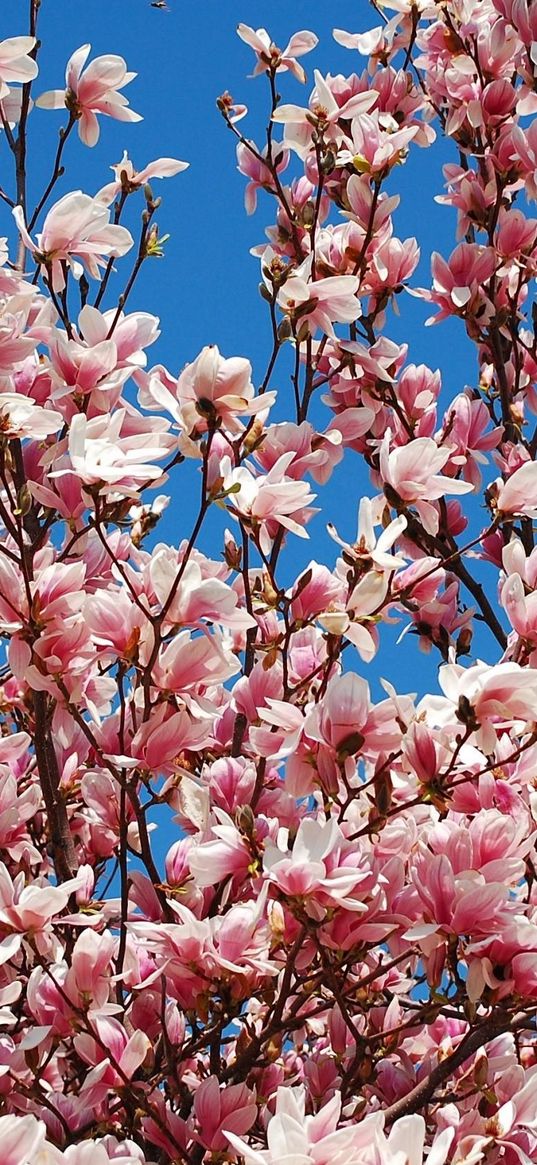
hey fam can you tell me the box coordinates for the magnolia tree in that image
[2,0,537,1162]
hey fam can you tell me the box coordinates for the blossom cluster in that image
[0,3,536,1164]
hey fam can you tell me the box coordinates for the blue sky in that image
[1,0,502,698]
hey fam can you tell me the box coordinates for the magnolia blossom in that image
[433,660,537,752]
[226,1086,454,1165]
[379,431,473,532]
[236,140,290,214]
[317,503,407,659]
[96,150,189,205]
[139,344,274,435]
[0,862,84,960]
[192,1076,257,1151]
[276,254,361,337]
[0,88,26,132]
[0,37,38,100]
[148,553,256,632]
[13,192,133,291]
[272,69,377,158]
[0,1114,53,1165]
[237,24,318,83]
[423,243,497,325]
[496,460,537,517]
[264,816,374,916]
[328,497,407,572]
[0,291,41,375]
[36,43,141,146]
[502,572,537,645]
[0,392,63,439]
[48,409,174,498]
[338,111,418,178]
[222,452,317,552]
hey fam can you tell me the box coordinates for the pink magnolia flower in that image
[364,235,420,304]
[148,552,256,632]
[338,111,419,179]
[65,930,115,1010]
[264,814,377,918]
[436,659,537,752]
[130,703,212,771]
[318,504,407,658]
[0,393,63,439]
[236,140,290,214]
[74,1016,150,1085]
[495,206,537,257]
[0,291,42,376]
[237,25,318,83]
[333,25,393,57]
[0,1114,48,1165]
[228,1089,344,1164]
[222,452,317,552]
[96,149,189,205]
[191,1076,257,1151]
[272,70,377,158]
[75,303,160,368]
[0,88,26,132]
[379,431,473,533]
[407,852,515,951]
[305,671,402,756]
[48,408,174,498]
[36,43,142,146]
[254,415,373,486]
[440,393,502,487]
[290,561,346,622]
[13,192,133,291]
[47,330,127,414]
[422,243,496,325]
[0,862,83,961]
[276,254,361,337]
[63,1141,145,1165]
[328,497,407,572]
[496,460,537,517]
[226,1085,453,1165]
[501,572,537,645]
[138,344,275,435]
[0,37,38,100]
[152,629,241,693]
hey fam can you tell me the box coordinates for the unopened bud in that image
[474,1052,489,1090]
[262,572,280,606]
[223,531,242,571]
[236,804,255,836]
[456,627,472,658]
[16,483,32,517]
[242,418,265,454]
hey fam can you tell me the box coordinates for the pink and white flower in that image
[96,150,189,205]
[237,25,318,84]
[276,254,361,337]
[379,431,473,533]
[48,409,174,498]
[13,192,133,291]
[36,44,141,146]
[0,37,38,100]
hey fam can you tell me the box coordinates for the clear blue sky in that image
[2,1,499,697]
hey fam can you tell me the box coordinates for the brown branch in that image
[32,691,78,882]
[382,1011,535,1121]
